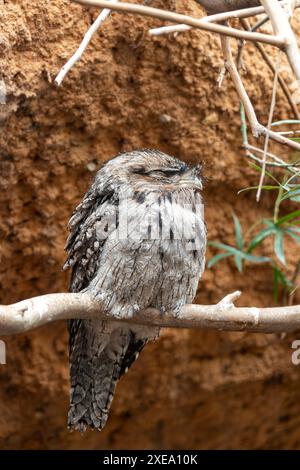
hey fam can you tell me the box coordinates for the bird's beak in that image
[180,168,203,190]
[193,177,203,190]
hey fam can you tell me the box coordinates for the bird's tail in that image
[67,319,132,432]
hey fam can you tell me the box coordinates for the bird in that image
[63,149,206,431]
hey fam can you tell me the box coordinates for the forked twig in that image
[72,1,284,46]
[240,18,300,120]
[71,0,300,153]
[261,0,300,81]
[221,34,300,150]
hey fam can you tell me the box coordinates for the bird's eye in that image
[162,170,180,177]
[148,169,180,178]
[131,167,186,178]
[131,167,146,175]
[148,170,167,178]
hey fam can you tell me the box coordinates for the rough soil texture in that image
[1,0,300,450]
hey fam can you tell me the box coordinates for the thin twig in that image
[55,0,117,86]
[68,0,300,151]
[149,2,300,36]
[72,1,285,47]
[244,148,300,170]
[245,151,285,167]
[239,61,299,171]
[240,18,300,120]
[244,143,300,169]
[2,290,300,335]
[250,15,270,32]
[220,34,300,151]
[149,6,269,36]
[278,130,300,135]
[240,102,248,145]
[256,52,281,202]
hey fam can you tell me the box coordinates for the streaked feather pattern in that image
[64,149,206,431]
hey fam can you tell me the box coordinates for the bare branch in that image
[55,0,118,86]
[261,0,300,81]
[150,1,300,36]
[65,1,300,151]
[256,51,281,201]
[1,291,300,335]
[72,0,284,47]
[245,150,291,167]
[244,143,300,170]
[240,18,300,120]
[149,6,269,37]
[220,34,300,150]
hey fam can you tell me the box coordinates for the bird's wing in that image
[64,183,118,291]
[65,186,159,430]
[64,182,118,354]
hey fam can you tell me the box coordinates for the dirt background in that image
[1,0,300,449]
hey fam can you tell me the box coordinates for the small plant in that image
[209,120,300,303]
[208,213,270,273]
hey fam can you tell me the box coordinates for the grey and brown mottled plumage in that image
[64,149,206,431]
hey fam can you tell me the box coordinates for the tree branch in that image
[261,0,300,81]
[1,291,300,336]
[150,1,300,37]
[55,0,118,86]
[220,34,300,150]
[72,0,284,47]
[240,18,300,120]
[71,0,300,151]
[149,6,271,37]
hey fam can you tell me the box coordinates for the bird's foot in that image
[171,300,185,318]
[109,303,141,320]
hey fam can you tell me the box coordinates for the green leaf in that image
[238,185,279,195]
[234,254,243,273]
[276,209,300,225]
[273,264,293,286]
[209,242,269,264]
[263,219,277,228]
[274,230,286,265]
[281,189,300,202]
[273,266,280,303]
[247,227,275,252]
[208,242,243,258]
[272,265,293,303]
[248,162,282,186]
[207,252,231,268]
[233,214,243,250]
[241,253,270,263]
[286,225,300,233]
[288,220,300,226]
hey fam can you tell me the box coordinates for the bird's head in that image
[97,149,203,195]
